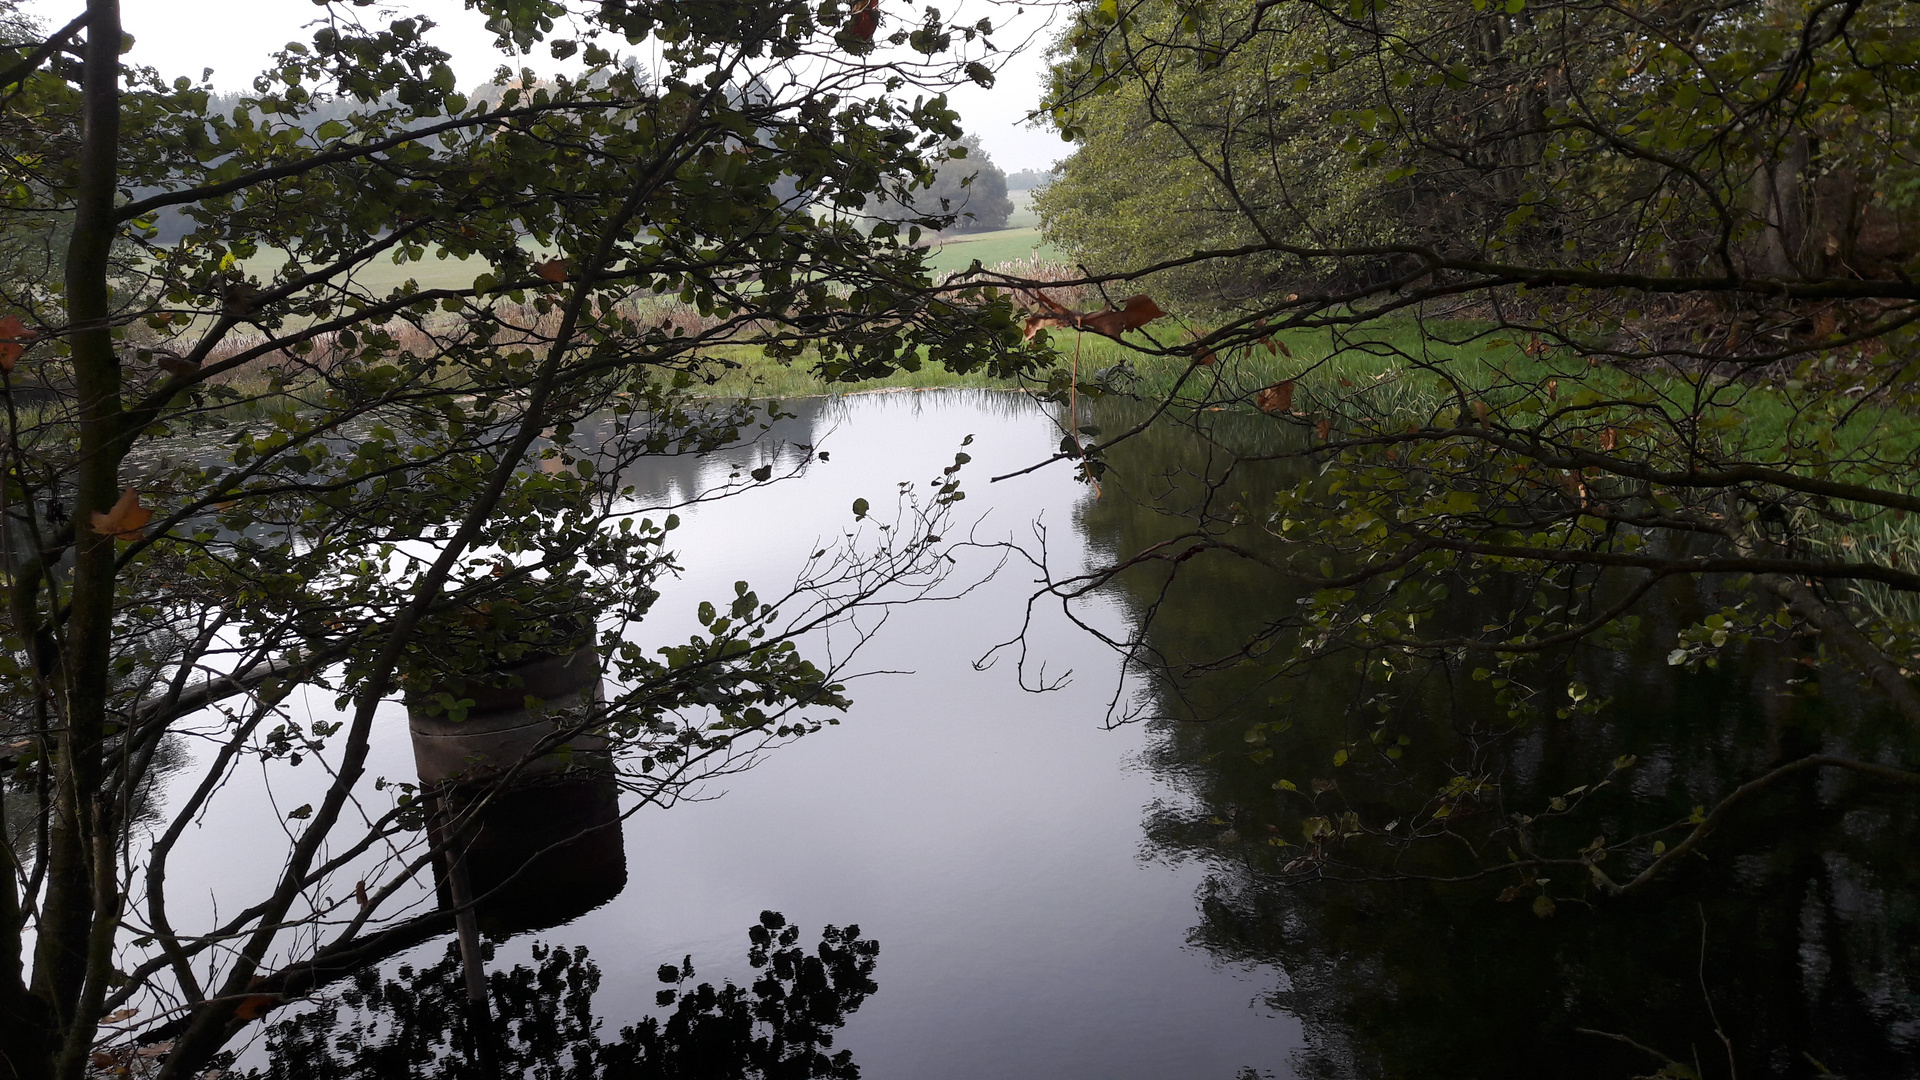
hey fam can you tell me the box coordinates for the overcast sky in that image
[25,0,1069,173]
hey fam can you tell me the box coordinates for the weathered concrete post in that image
[408,640,628,935]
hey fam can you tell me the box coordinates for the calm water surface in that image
[168,390,1298,1077]
[159,390,1920,1078]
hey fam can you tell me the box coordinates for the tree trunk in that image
[1756,133,1814,278]
[30,3,124,1077]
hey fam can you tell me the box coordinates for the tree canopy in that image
[873,133,1015,232]
[1038,0,1920,305]
[0,1,1036,1076]
[995,0,1920,1005]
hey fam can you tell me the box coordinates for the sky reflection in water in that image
[174,389,1920,1079]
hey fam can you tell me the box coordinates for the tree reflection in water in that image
[241,913,876,1080]
[1071,399,1920,1079]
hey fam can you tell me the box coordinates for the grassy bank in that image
[1038,317,1914,470]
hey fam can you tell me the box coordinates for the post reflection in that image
[408,638,627,936]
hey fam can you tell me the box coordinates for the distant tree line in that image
[1004,168,1055,192]
[871,133,1013,233]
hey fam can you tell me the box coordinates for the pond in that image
[158,389,1918,1078]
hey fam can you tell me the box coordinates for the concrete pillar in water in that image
[408,643,627,934]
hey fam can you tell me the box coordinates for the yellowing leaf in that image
[91,489,153,541]
[158,354,201,377]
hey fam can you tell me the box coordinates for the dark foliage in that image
[246,913,878,1080]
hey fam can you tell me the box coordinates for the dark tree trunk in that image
[29,3,124,1078]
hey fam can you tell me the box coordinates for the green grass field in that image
[1006,188,1042,230]
[243,218,1061,298]
[228,188,1057,301]
[221,213,1895,477]
[922,226,1060,278]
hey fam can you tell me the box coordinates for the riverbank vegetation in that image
[986,0,1920,1067]
[1014,0,1920,702]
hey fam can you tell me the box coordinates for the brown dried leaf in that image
[1254,381,1295,414]
[0,314,27,373]
[91,489,153,542]
[1031,290,1073,316]
[848,0,880,40]
[1022,312,1075,341]
[535,258,570,283]
[1117,294,1166,328]
[1186,327,1216,366]
[233,994,277,1021]
[1022,293,1166,341]
[1077,294,1166,338]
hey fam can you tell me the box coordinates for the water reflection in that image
[242,912,877,1080]
[1077,398,1920,1077]
[164,387,1920,1077]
